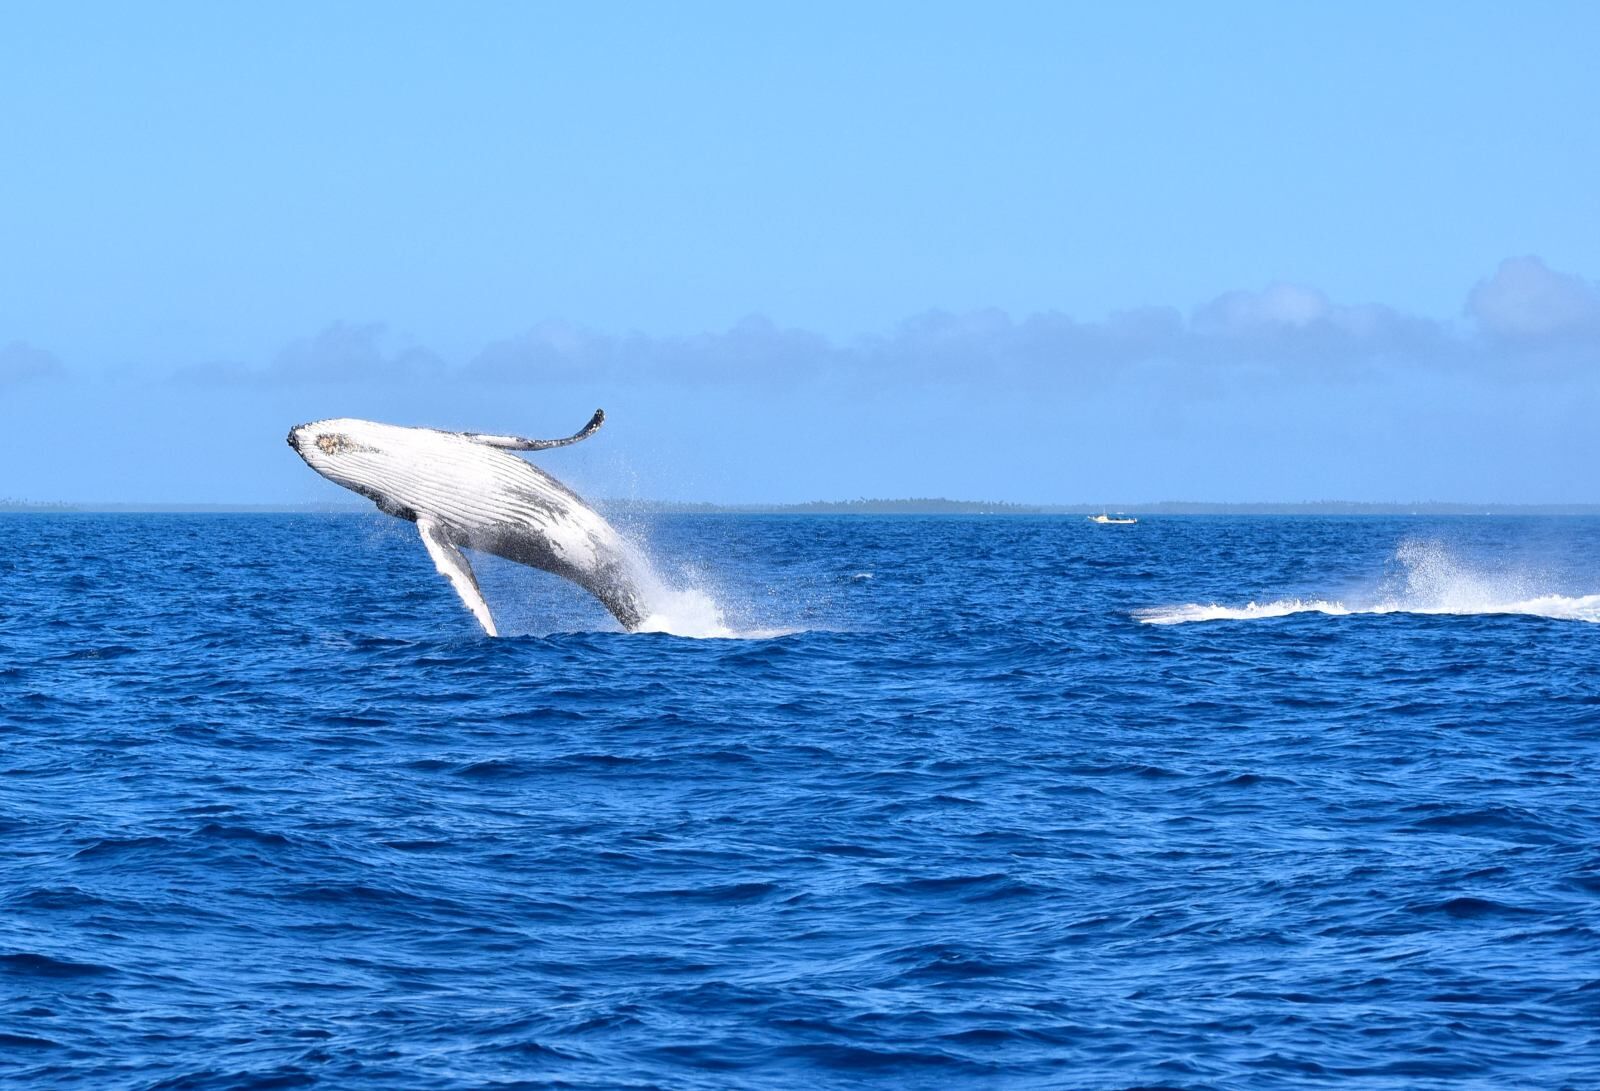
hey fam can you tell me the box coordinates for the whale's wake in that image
[1138,539,1600,626]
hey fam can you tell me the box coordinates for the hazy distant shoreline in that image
[6,499,1600,516]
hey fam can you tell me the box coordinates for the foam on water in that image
[1139,538,1600,625]
[1139,598,1355,624]
[624,543,802,640]
[634,583,798,639]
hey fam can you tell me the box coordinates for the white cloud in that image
[1188,283,1446,371]
[174,322,444,385]
[1467,256,1600,340]
[272,322,444,382]
[0,341,66,385]
[1194,283,1333,332]
[467,315,832,386]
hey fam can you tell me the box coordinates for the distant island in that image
[638,499,1600,515]
[6,497,1600,515]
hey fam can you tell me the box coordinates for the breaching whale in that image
[287,410,646,636]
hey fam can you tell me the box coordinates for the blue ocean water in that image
[3,513,1599,1089]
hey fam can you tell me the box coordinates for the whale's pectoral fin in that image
[462,409,604,451]
[416,516,498,637]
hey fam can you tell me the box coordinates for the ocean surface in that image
[3,512,1599,1090]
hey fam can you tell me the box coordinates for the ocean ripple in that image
[2,513,1598,1088]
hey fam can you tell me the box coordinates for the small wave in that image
[0,952,118,978]
[1407,895,1541,919]
[1139,539,1600,625]
[0,1032,60,1049]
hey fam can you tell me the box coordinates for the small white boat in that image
[1089,513,1138,525]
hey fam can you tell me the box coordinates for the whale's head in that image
[287,418,411,496]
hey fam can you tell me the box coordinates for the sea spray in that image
[629,562,736,638]
[626,554,806,639]
[484,508,803,639]
[1140,537,1600,625]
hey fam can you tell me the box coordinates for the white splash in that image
[632,586,802,640]
[633,582,740,638]
[622,549,801,640]
[1138,538,1600,626]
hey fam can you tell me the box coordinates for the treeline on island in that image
[640,499,1600,515]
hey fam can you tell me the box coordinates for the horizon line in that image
[7,498,1600,516]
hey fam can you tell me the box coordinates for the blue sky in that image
[3,2,1598,503]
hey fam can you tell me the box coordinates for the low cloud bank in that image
[1467,256,1600,342]
[0,342,66,386]
[17,257,1600,389]
[468,317,831,387]
[173,322,445,386]
[456,256,1595,387]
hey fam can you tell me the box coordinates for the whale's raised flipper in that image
[417,515,498,637]
[463,409,604,451]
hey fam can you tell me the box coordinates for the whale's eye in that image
[316,434,347,455]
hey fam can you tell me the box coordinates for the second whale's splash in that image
[1138,538,1600,626]
[287,410,673,636]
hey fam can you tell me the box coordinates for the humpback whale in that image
[287,410,646,636]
